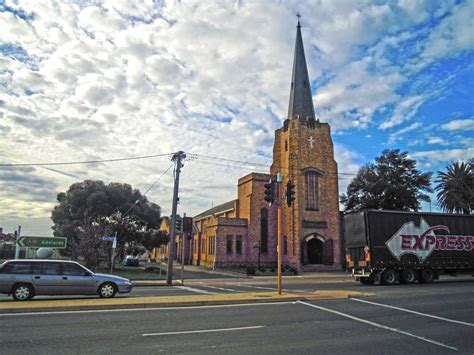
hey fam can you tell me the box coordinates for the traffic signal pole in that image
[276,173,282,295]
[166,151,186,286]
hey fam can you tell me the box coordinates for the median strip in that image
[0,290,371,313]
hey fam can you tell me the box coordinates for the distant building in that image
[189,19,341,272]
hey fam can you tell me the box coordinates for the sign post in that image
[110,232,118,273]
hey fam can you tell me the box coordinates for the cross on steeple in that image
[296,12,301,28]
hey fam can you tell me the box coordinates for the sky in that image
[0,0,473,236]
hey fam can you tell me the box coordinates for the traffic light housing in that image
[264,179,275,206]
[175,215,182,232]
[286,180,295,207]
[183,217,193,234]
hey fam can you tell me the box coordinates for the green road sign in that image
[17,236,67,249]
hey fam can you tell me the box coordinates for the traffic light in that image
[183,217,193,234]
[264,179,275,206]
[175,215,182,232]
[286,180,295,207]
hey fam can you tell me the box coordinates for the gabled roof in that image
[193,200,236,221]
[287,19,315,120]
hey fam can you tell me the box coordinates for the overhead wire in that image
[0,152,174,167]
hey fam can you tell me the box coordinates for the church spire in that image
[287,14,315,120]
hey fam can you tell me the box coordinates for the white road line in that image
[142,325,264,337]
[199,285,242,293]
[174,286,215,294]
[297,301,457,351]
[0,302,297,317]
[351,298,474,327]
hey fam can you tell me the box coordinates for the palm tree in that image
[435,160,474,214]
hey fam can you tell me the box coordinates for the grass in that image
[97,264,167,280]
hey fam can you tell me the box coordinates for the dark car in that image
[122,256,139,267]
[0,259,133,301]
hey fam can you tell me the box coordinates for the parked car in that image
[0,259,133,301]
[122,255,139,267]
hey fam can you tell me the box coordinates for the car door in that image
[61,262,97,295]
[35,262,63,295]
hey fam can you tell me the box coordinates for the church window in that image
[236,235,242,255]
[284,236,288,255]
[285,140,288,151]
[194,238,197,254]
[226,235,233,254]
[202,238,206,254]
[305,171,320,211]
[260,208,268,253]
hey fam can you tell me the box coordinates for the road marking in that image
[199,284,242,293]
[297,301,457,351]
[173,286,215,294]
[351,298,474,327]
[143,325,264,337]
[0,302,296,317]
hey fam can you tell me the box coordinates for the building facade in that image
[189,20,341,272]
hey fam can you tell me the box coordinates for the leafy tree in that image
[51,180,162,267]
[341,149,432,212]
[435,160,474,214]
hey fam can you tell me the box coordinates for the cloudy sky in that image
[1,0,473,236]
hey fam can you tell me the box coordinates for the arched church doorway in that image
[305,235,324,264]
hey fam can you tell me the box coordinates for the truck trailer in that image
[344,210,474,285]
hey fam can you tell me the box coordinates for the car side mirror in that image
[85,272,93,277]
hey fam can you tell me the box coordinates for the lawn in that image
[97,264,167,280]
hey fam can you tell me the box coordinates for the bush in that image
[247,267,256,275]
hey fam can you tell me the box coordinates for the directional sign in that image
[17,236,67,249]
[101,236,115,241]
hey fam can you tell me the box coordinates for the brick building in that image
[190,20,341,272]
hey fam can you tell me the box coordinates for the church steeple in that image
[287,15,315,120]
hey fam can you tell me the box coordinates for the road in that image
[0,277,473,354]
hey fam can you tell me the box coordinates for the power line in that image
[0,152,174,167]
[122,163,174,217]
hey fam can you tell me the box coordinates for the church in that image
[174,19,341,272]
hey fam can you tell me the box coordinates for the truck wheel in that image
[400,268,417,284]
[360,276,375,285]
[381,269,397,285]
[419,268,435,283]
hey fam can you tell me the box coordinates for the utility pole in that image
[166,151,186,285]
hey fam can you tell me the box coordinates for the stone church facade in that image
[190,20,341,272]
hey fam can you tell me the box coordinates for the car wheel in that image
[400,268,417,284]
[12,284,34,301]
[419,268,435,283]
[381,269,397,285]
[98,282,117,298]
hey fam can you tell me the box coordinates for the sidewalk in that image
[0,290,373,314]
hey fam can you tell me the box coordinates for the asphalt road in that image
[0,277,473,354]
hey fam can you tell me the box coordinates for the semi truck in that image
[344,210,474,285]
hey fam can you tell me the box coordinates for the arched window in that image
[305,171,320,211]
[260,208,268,253]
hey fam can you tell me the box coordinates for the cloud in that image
[410,147,474,165]
[387,122,422,145]
[0,0,472,225]
[441,118,474,131]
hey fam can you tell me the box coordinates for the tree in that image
[435,160,474,214]
[51,180,162,268]
[341,149,432,212]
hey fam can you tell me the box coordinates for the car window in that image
[62,263,89,276]
[31,262,42,274]
[42,262,61,275]
[1,262,31,274]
